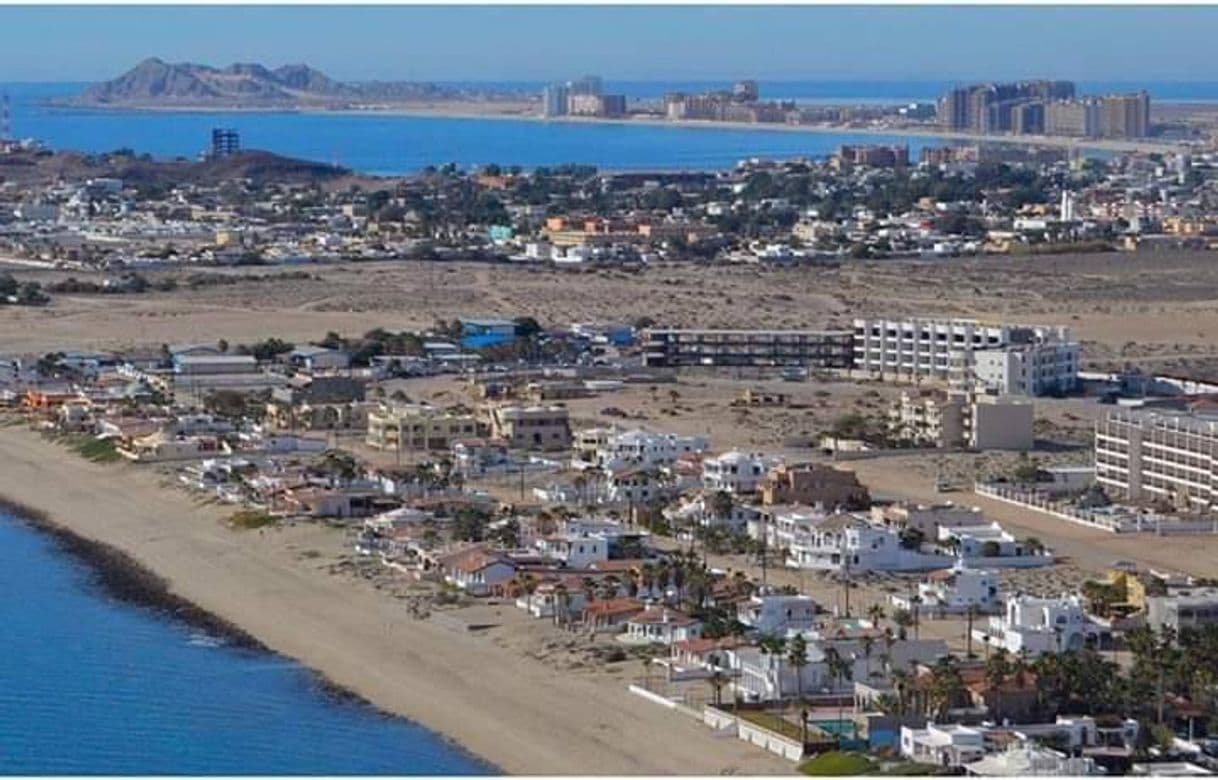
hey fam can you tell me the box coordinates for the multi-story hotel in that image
[1095,408,1218,510]
[641,328,854,368]
[851,317,1078,397]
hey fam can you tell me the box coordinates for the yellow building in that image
[365,403,483,452]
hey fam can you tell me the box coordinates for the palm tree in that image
[861,634,876,679]
[985,648,1012,720]
[824,646,854,746]
[892,607,914,640]
[639,562,656,599]
[867,603,887,628]
[890,668,911,715]
[552,584,570,628]
[787,634,810,705]
[929,656,964,721]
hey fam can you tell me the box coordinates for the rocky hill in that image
[0,148,359,189]
[70,58,516,108]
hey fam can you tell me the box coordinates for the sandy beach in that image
[0,424,789,775]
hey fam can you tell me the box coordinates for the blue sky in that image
[2,6,1217,83]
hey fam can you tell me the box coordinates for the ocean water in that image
[2,80,1217,175]
[0,511,493,775]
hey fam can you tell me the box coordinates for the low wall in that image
[975,483,1218,536]
[737,719,806,762]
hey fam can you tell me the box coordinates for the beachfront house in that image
[623,605,703,646]
[701,451,782,495]
[939,522,1053,568]
[439,547,517,596]
[900,722,986,768]
[736,592,819,636]
[892,563,1001,615]
[973,594,1105,655]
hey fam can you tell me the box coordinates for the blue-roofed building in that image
[488,225,515,244]
[460,319,518,350]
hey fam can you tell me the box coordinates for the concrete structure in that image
[173,354,257,375]
[534,532,609,568]
[624,606,703,645]
[966,744,1102,776]
[365,403,482,452]
[1147,587,1218,632]
[973,342,1079,397]
[701,451,782,494]
[852,317,1078,397]
[970,394,1035,450]
[759,462,870,509]
[210,127,240,158]
[939,522,1053,568]
[900,722,986,768]
[974,594,1102,655]
[578,428,708,471]
[769,513,953,573]
[1096,408,1218,510]
[872,502,988,537]
[642,328,854,369]
[287,345,350,373]
[541,83,569,118]
[488,404,572,451]
[889,390,968,448]
[896,563,1000,614]
[735,592,818,636]
[889,388,1034,450]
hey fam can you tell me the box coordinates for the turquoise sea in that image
[4,81,1216,175]
[0,511,493,775]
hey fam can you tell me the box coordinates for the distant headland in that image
[58,58,535,111]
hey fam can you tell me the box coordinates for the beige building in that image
[889,390,968,448]
[971,394,1035,451]
[1095,408,1218,510]
[889,390,1033,451]
[365,403,482,452]
[488,404,572,451]
[758,462,870,509]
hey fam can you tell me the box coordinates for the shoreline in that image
[48,99,1188,155]
[0,424,789,775]
[0,496,497,771]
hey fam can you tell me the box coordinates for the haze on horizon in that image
[2,5,1218,84]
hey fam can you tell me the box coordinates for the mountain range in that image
[70,58,520,108]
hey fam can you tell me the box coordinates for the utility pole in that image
[966,605,975,658]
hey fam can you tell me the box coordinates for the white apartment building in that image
[1095,408,1218,510]
[701,451,782,494]
[576,428,708,471]
[974,342,1080,397]
[767,512,953,573]
[852,317,1078,397]
[973,594,1102,655]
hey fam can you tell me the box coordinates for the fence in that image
[975,482,1218,536]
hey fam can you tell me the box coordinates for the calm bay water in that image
[0,511,492,775]
[4,81,1218,174]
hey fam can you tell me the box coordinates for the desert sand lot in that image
[5,251,1218,377]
